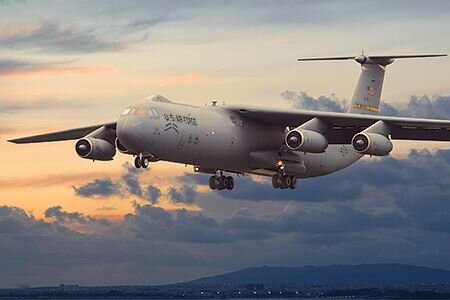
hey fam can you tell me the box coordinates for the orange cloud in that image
[147,72,245,86]
[0,171,121,189]
[0,65,118,77]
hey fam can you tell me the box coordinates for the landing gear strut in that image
[134,156,149,169]
[209,174,234,190]
[272,173,297,189]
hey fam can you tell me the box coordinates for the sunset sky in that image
[1,0,450,288]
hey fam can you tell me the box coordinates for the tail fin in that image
[298,54,447,115]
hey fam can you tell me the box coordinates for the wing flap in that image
[8,123,116,144]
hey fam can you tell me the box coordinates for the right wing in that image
[8,123,116,144]
[225,105,450,143]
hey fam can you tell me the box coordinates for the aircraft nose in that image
[116,116,143,153]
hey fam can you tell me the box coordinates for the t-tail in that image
[298,53,447,115]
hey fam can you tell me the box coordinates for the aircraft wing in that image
[226,106,450,142]
[8,123,116,144]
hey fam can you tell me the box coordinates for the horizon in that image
[3,263,450,289]
[1,0,450,288]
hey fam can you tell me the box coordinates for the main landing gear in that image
[134,156,149,169]
[272,173,297,189]
[209,174,235,190]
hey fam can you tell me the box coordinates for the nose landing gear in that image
[209,174,234,190]
[134,156,149,169]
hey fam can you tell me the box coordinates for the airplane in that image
[9,53,450,191]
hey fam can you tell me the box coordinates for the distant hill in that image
[186,264,450,286]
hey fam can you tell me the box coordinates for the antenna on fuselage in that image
[297,53,447,115]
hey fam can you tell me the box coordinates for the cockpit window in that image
[121,107,160,118]
[148,108,160,119]
[121,108,131,115]
[121,107,149,116]
[133,108,148,116]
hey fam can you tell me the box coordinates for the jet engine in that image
[75,138,116,161]
[285,129,328,153]
[351,132,393,156]
[115,137,132,154]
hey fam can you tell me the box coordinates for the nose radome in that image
[116,116,143,153]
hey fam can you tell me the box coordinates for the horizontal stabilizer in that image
[298,54,447,65]
[297,56,355,61]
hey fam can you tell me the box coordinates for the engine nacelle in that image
[75,138,116,161]
[115,137,132,154]
[285,129,328,153]
[351,132,393,156]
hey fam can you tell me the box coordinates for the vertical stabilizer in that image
[297,54,447,115]
[347,57,392,115]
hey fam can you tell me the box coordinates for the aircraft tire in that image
[209,176,217,190]
[221,176,229,190]
[226,176,234,190]
[141,157,149,168]
[215,176,224,190]
[272,175,279,189]
[285,175,292,187]
[289,176,297,189]
[134,157,141,168]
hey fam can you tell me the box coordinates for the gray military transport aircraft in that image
[9,54,450,191]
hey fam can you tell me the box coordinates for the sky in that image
[1,0,450,288]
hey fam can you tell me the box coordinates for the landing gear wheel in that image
[289,176,297,189]
[209,175,235,190]
[134,157,141,168]
[141,157,149,169]
[283,175,292,189]
[226,176,234,190]
[272,175,279,189]
[221,176,230,190]
[209,176,217,190]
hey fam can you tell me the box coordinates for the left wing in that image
[225,106,450,142]
[8,122,116,144]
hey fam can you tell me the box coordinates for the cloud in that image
[96,206,117,212]
[381,95,450,119]
[0,58,116,77]
[181,149,450,205]
[44,205,86,224]
[126,16,168,32]
[0,0,25,6]
[1,180,450,288]
[147,186,162,204]
[281,90,347,112]
[168,185,197,204]
[281,91,450,119]
[121,163,145,198]
[0,172,117,189]
[73,163,195,205]
[73,178,122,199]
[2,147,450,286]
[0,21,126,54]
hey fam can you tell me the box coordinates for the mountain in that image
[186,264,450,286]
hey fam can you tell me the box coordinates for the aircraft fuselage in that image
[116,98,362,179]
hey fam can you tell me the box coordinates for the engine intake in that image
[75,138,116,161]
[351,132,393,156]
[115,137,132,154]
[285,129,328,153]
